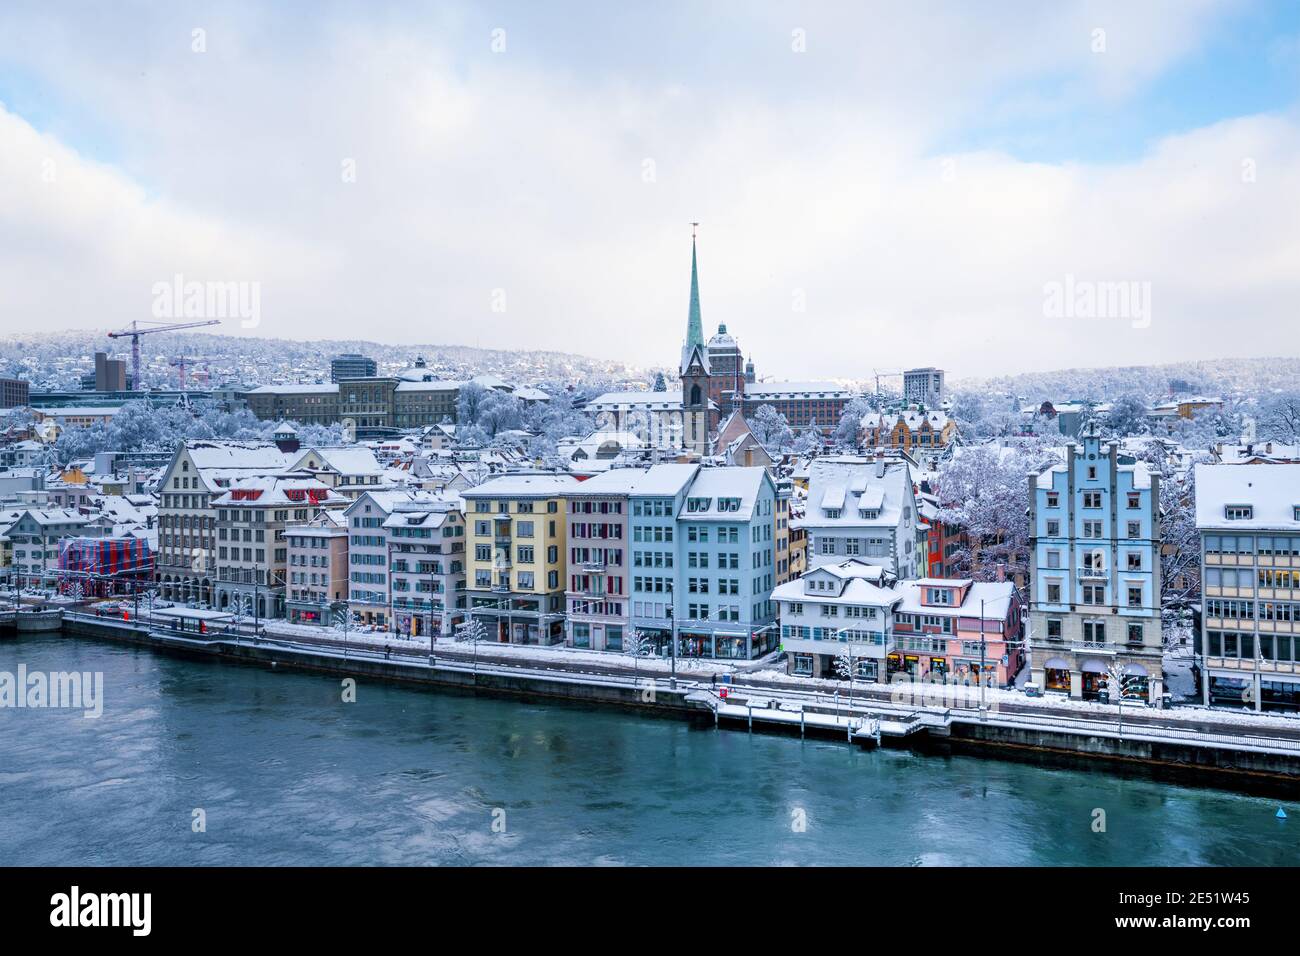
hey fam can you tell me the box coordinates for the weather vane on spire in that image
[691,221,699,239]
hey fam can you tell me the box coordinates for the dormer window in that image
[1225,505,1253,521]
[927,587,953,605]
[825,508,841,519]
[1294,506,1300,522]
[858,508,879,520]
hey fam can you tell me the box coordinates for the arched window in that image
[690,384,701,406]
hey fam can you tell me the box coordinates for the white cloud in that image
[1,0,1295,380]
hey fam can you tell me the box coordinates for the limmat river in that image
[1,633,1296,866]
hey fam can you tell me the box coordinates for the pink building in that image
[888,578,1023,686]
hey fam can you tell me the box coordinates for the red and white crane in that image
[107,319,221,391]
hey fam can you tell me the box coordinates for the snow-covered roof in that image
[678,466,770,521]
[395,379,461,392]
[588,390,685,410]
[246,383,338,395]
[184,440,296,473]
[211,475,341,507]
[1195,463,1300,531]
[565,463,700,497]
[804,457,912,530]
[462,474,580,499]
[299,446,386,476]
[897,580,1014,620]
[743,381,853,399]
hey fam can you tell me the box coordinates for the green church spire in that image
[686,224,703,351]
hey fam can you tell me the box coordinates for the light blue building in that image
[1028,422,1163,703]
[628,464,778,660]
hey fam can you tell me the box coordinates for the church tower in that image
[680,225,711,455]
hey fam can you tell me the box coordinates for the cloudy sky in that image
[1,0,1298,380]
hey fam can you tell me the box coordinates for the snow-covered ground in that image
[223,621,1300,735]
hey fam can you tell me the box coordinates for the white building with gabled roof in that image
[802,456,924,580]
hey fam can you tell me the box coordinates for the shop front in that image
[1081,659,1108,701]
[1042,656,1072,694]
[1208,675,1252,708]
[1119,663,1150,701]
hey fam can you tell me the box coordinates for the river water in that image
[0,633,1296,866]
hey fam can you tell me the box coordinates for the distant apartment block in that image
[1196,463,1300,713]
[330,353,378,382]
[93,351,128,391]
[903,367,944,407]
[0,377,30,408]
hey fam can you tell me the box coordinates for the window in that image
[1046,520,1060,537]
[1083,491,1102,509]
[1127,521,1141,539]
[1225,505,1253,521]
[1127,493,1140,509]
[1082,521,1103,539]
[1127,623,1143,644]
[1046,550,1061,569]
[1127,586,1142,608]
[1083,620,1105,644]
[1046,492,1059,508]
[1046,582,1061,603]
[1127,553,1142,570]
[1047,618,1062,639]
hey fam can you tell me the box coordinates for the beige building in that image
[212,476,345,620]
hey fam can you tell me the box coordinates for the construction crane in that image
[872,368,904,402]
[169,356,194,391]
[107,319,221,391]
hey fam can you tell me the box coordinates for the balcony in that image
[1077,567,1108,580]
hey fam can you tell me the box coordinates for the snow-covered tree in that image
[624,628,653,679]
[833,397,872,448]
[652,372,667,392]
[791,424,822,457]
[1103,393,1150,438]
[1256,392,1300,444]
[935,443,1056,582]
[454,617,489,673]
[456,381,490,424]
[748,404,793,453]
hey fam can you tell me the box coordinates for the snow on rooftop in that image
[1195,463,1300,530]
[462,474,580,498]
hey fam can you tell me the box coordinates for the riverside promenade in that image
[15,606,1300,793]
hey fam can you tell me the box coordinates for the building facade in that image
[464,474,577,645]
[212,477,342,620]
[903,367,944,407]
[1196,463,1300,712]
[1028,425,1163,703]
[285,510,349,624]
[330,353,378,382]
[802,457,924,579]
[384,494,467,638]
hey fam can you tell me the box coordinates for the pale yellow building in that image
[462,474,578,645]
